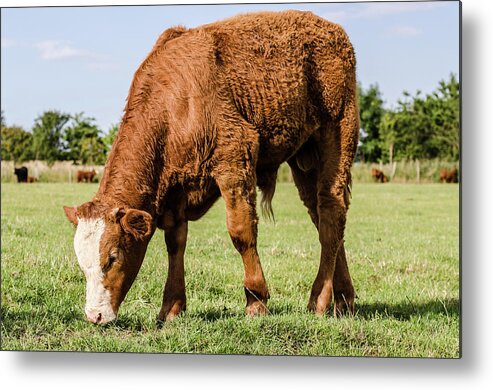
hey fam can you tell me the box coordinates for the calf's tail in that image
[257,170,277,222]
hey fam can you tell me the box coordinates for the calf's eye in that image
[103,253,118,272]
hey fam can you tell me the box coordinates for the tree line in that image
[1,111,118,166]
[1,73,459,167]
[357,73,459,164]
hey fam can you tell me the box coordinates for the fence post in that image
[34,161,39,179]
[416,159,420,184]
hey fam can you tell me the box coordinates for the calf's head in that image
[64,202,154,324]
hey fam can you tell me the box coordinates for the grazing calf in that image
[371,168,388,183]
[77,169,97,183]
[439,168,458,183]
[14,166,28,183]
[64,11,359,324]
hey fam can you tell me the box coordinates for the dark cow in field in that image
[63,11,359,324]
[439,168,458,183]
[77,169,97,183]
[371,168,388,183]
[14,166,28,183]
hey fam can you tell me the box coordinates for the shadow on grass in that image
[102,308,243,329]
[354,298,460,321]
[166,307,241,324]
[183,301,303,322]
[1,305,83,326]
[170,298,460,324]
[2,297,460,337]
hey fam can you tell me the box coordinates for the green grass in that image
[0,182,460,357]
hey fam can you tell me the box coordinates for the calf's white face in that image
[64,202,154,325]
[74,218,116,324]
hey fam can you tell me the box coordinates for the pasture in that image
[0,182,459,357]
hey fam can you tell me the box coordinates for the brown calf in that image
[77,169,97,183]
[439,168,458,183]
[371,168,388,183]
[63,11,359,324]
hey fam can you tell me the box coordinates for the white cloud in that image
[1,38,17,48]
[34,40,93,60]
[386,25,422,37]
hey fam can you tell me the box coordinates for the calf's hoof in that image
[307,300,329,317]
[158,299,186,322]
[245,300,268,317]
[307,294,355,318]
[334,296,355,317]
[307,290,333,316]
[333,287,356,317]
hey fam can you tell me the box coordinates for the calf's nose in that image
[86,311,103,324]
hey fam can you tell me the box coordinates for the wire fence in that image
[1,160,104,183]
[1,159,459,184]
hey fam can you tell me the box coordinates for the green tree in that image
[80,136,107,165]
[63,113,106,164]
[427,74,460,160]
[31,110,70,164]
[381,75,460,162]
[358,83,385,162]
[379,111,397,165]
[393,90,431,161]
[103,123,119,153]
[1,126,34,164]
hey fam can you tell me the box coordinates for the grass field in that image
[0,182,460,357]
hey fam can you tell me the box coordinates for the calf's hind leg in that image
[332,246,355,316]
[309,88,358,315]
[288,159,355,316]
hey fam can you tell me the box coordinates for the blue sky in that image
[1,1,460,133]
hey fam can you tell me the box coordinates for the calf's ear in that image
[120,209,153,240]
[63,206,79,226]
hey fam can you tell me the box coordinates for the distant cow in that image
[14,166,28,183]
[440,168,458,183]
[28,176,38,183]
[371,168,388,183]
[64,11,359,325]
[77,169,96,183]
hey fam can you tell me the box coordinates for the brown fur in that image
[371,168,388,183]
[439,168,458,183]
[64,11,360,322]
[77,169,97,183]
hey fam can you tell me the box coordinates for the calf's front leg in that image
[158,220,188,321]
[221,185,270,316]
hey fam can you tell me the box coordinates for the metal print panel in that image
[1,1,460,358]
